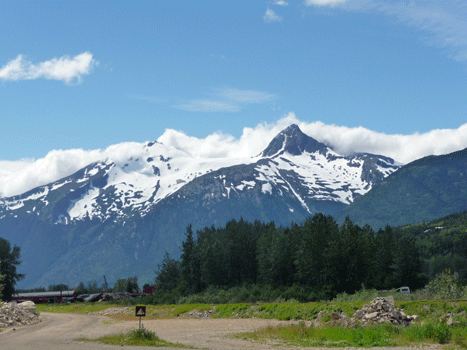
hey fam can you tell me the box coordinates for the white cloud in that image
[309,0,467,62]
[175,99,240,112]
[274,0,289,6]
[2,113,467,197]
[0,142,150,198]
[158,113,467,165]
[0,52,98,84]
[304,0,347,7]
[175,87,277,112]
[215,87,277,103]
[264,8,283,22]
[369,1,467,62]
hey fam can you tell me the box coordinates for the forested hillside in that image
[400,210,467,284]
[338,148,467,229]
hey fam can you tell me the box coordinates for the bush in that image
[127,328,158,342]
[422,270,464,300]
[422,323,452,344]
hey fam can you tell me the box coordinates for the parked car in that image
[396,286,410,294]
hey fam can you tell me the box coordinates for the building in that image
[12,290,77,304]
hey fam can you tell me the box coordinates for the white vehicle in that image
[396,286,410,294]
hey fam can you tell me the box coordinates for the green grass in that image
[238,321,467,348]
[212,303,252,318]
[77,328,188,347]
[37,300,467,323]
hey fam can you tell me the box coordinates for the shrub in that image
[422,270,464,300]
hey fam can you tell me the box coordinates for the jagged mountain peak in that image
[261,124,330,157]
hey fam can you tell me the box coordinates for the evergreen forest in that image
[154,213,453,301]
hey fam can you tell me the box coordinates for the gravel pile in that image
[94,306,132,316]
[352,296,420,326]
[0,301,40,329]
[322,296,420,328]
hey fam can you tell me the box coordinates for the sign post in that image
[135,305,146,329]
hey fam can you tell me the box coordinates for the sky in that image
[1,0,467,197]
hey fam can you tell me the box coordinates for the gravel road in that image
[0,312,445,350]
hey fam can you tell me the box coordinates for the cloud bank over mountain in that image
[1,113,467,197]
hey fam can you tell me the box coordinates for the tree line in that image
[155,214,428,300]
[4,212,465,302]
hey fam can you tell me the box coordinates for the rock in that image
[353,310,365,319]
[188,309,214,318]
[18,301,38,315]
[350,297,418,327]
[447,318,459,327]
[0,302,40,329]
[316,297,419,328]
[331,312,342,320]
[385,295,395,307]
[365,312,379,319]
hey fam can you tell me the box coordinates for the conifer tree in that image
[180,224,201,294]
[0,238,24,301]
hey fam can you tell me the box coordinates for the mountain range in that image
[1,124,466,289]
[0,125,400,288]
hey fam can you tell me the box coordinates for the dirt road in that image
[0,313,444,350]
[0,312,300,350]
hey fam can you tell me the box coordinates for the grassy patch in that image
[77,328,189,347]
[239,321,467,348]
[213,303,251,318]
[254,301,360,321]
[36,300,467,331]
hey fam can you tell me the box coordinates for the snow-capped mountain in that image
[0,141,257,224]
[0,125,399,226]
[0,124,400,288]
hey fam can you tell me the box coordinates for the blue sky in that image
[1,0,467,195]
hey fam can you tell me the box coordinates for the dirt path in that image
[0,312,298,350]
[0,312,444,350]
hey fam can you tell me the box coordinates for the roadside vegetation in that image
[77,328,188,348]
[238,321,465,348]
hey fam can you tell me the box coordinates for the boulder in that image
[18,301,38,315]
